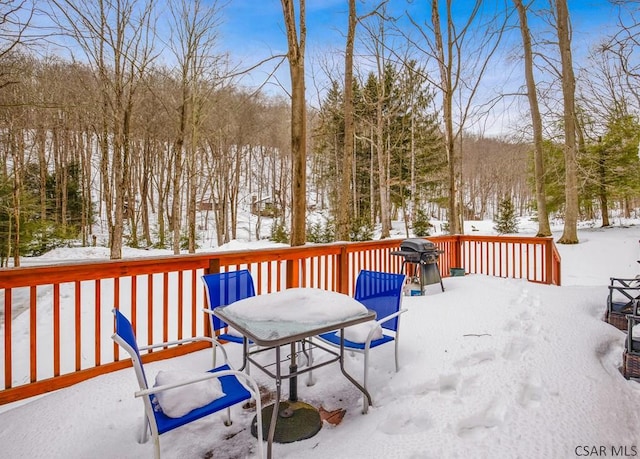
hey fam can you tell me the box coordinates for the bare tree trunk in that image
[336,0,356,241]
[598,148,610,226]
[168,0,223,252]
[361,12,392,238]
[281,0,307,246]
[10,133,21,267]
[187,147,197,252]
[369,125,376,226]
[376,81,391,238]
[172,103,186,254]
[406,1,505,235]
[156,143,168,248]
[431,1,460,235]
[36,127,47,221]
[514,0,551,237]
[556,0,579,244]
[81,127,93,245]
[51,0,156,259]
[139,139,151,246]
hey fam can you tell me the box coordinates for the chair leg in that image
[363,349,370,414]
[394,338,400,373]
[223,406,232,426]
[305,338,315,386]
[139,415,150,444]
[152,436,161,459]
[363,347,372,389]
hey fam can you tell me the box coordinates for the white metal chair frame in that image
[111,309,264,459]
[313,270,407,412]
[201,270,257,371]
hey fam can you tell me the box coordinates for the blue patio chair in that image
[315,270,407,404]
[111,309,264,459]
[202,270,313,374]
[202,270,256,368]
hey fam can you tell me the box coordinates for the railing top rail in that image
[457,234,554,243]
[0,234,558,289]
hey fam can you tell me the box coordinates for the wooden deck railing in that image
[0,234,560,405]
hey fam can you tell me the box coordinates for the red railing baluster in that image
[53,284,60,377]
[177,271,184,341]
[30,287,37,383]
[4,289,12,390]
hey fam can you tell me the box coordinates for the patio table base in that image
[251,400,322,443]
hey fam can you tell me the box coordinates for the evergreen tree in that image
[494,198,518,234]
[311,80,344,213]
[412,208,432,237]
[581,114,640,224]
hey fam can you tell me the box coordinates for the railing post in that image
[544,238,552,285]
[203,258,221,339]
[207,258,221,274]
[454,235,462,269]
[337,244,350,294]
[286,259,299,288]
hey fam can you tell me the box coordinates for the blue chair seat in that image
[153,364,251,435]
[317,331,394,350]
[217,333,252,345]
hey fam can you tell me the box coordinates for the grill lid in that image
[400,238,437,253]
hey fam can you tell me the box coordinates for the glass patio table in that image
[213,287,376,459]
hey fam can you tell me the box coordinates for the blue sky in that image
[217,0,622,125]
[219,0,618,53]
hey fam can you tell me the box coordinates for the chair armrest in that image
[375,308,408,328]
[135,370,231,397]
[609,278,640,288]
[607,285,640,302]
[363,308,408,344]
[135,369,259,398]
[608,285,640,292]
[138,336,231,365]
[138,336,214,351]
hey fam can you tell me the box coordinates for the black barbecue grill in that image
[391,238,445,294]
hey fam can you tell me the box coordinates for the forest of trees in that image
[1,0,640,266]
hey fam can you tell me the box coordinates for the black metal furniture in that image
[623,311,640,379]
[391,238,444,294]
[604,277,640,330]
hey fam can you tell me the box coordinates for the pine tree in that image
[494,198,518,234]
[412,208,432,237]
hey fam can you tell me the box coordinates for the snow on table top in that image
[224,287,368,324]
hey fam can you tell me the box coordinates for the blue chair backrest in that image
[113,308,149,389]
[202,270,256,332]
[354,270,405,332]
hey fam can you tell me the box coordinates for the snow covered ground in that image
[1,218,640,458]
